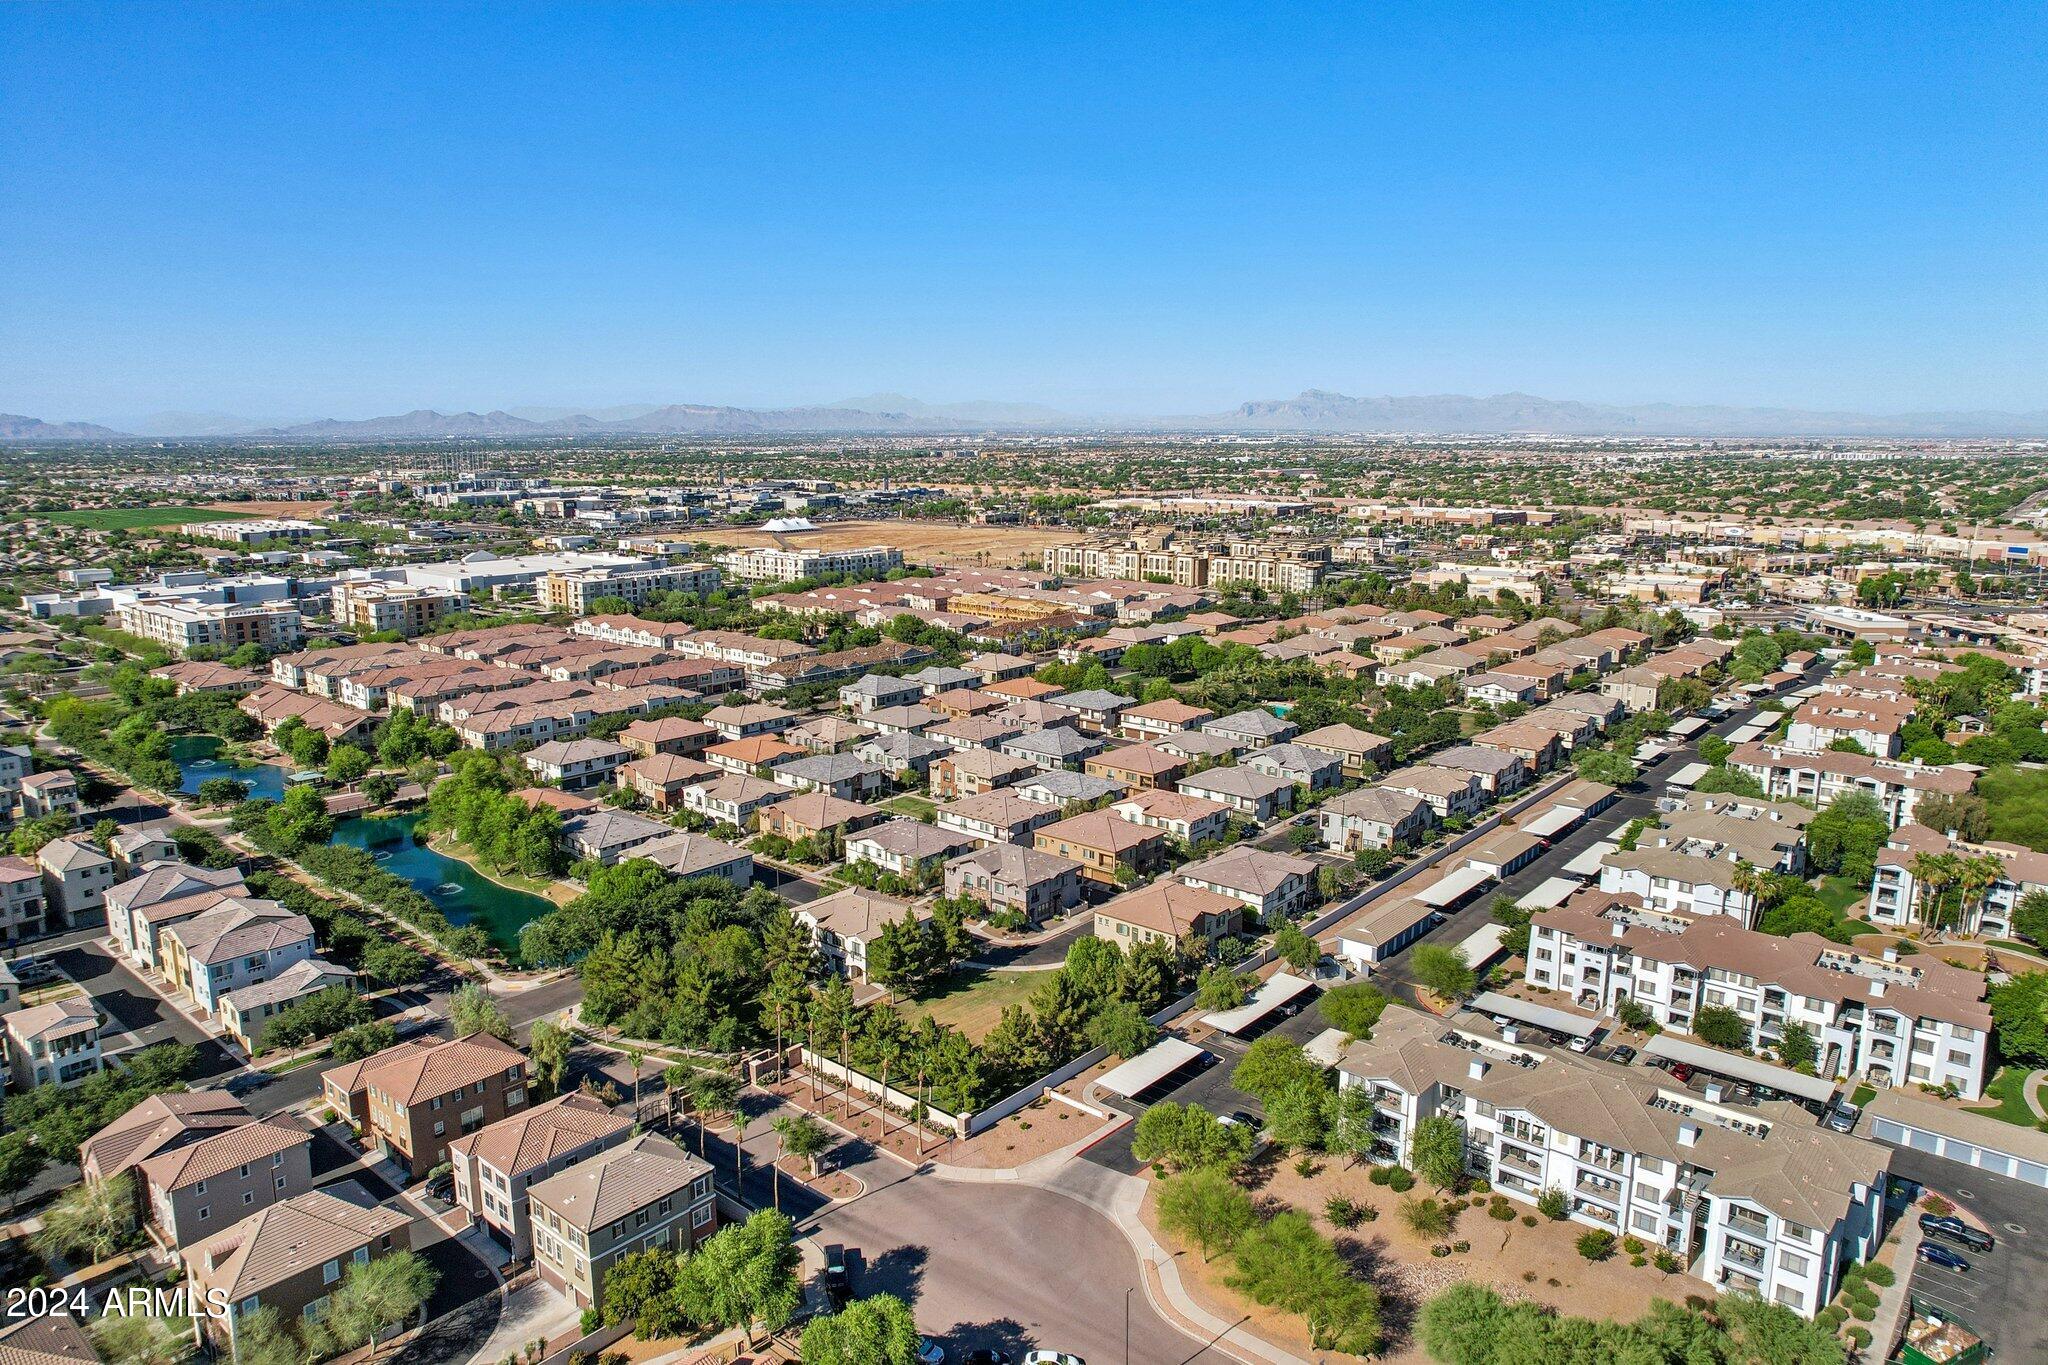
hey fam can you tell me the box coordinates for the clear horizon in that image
[4,3,2045,422]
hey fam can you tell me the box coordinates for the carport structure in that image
[1201,971,1315,1035]
[1096,1037,1208,1099]
[1643,1034,1838,1105]
[1469,989,1597,1042]
[1520,803,1583,840]
[1414,863,1495,909]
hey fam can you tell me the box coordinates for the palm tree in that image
[1908,852,1949,933]
[1956,854,2006,937]
[864,1010,908,1137]
[622,1046,644,1123]
[727,1101,748,1186]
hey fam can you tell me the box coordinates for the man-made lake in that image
[331,811,557,953]
[172,735,289,803]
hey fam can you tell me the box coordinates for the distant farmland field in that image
[44,506,255,530]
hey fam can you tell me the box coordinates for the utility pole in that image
[1124,1285,1132,1365]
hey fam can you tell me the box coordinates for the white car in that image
[1567,1035,1593,1054]
[1022,1354,1086,1365]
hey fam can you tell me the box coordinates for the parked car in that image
[1669,1062,1695,1082]
[1920,1214,1994,1253]
[963,1352,1013,1365]
[425,1172,455,1201]
[1567,1035,1594,1054]
[7,957,56,984]
[917,1340,946,1365]
[1220,1110,1261,1130]
[1917,1243,1970,1272]
[1022,1354,1086,1365]
[1608,1045,1638,1065]
[822,1243,851,1309]
[223,1071,273,1097]
[1825,1103,1860,1135]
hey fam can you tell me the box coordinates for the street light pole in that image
[1124,1285,1133,1365]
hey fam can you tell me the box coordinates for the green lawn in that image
[896,966,1041,1043]
[1849,1083,1877,1108]
[1812,875,1866,917]
[43,505,254,530]
[1965,1065,2044,1128]
[883,794,938,819]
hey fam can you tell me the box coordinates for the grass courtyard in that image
[1966,1065,2045,1128]
[895,965,1041,1042]
[42,505,255,530]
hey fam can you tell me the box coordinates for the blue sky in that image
[4,2,2045,422]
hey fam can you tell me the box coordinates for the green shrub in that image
[1861,1261,1895,1287]
[1575,1229,1616,1261]
[1521,1215,1537,1227]
[1368,1165,1393,1186]
[1536,1187,1567,1220]
[1850,1302,1875,1322]
[1622,1235,1645,1255]
[1652,1248,1682,1274]
[1487,1195,1515,1221]
[1847,1327,1872,1349]
[1387,1168,1415,1193]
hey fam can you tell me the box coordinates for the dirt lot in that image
[691,518,1072,568]
[201,499,336,518]
[1143,1153,1695,1362]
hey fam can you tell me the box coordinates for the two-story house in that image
[320,1032,532,1178]
[451,1091,632,1257]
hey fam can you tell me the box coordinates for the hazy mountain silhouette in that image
[9,390,2048,440]
[0,413,134,441]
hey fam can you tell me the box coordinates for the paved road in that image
[1880,1144,2048,1361]
[1369,666,1825,1006]
[806,1158,1235,1364]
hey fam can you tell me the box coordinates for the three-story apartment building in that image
[1526,889,1991,1099]
[1336,1005,1891,1317]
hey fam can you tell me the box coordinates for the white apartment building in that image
[537,562,720,613]
[1726,742,1974,829]
[1865,824,2048,939]
[1593,795,1811,928]
[329,581,468,636]
[115,598,304,658]
[715,544,903,584]
[1527,889,1991,1099]
[1335,1006,1891,1317]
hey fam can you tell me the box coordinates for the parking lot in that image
[1886,1143,2048,1360]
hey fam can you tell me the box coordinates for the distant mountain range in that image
[8,389,2048,441]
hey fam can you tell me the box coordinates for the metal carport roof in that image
[1097,1037,1207,1098]
[1469,989,1596,1040]
[1202,972,1315,1034]
[1643,1034,1837,1104]
[1563,840,1618,878]
[1665,761,1711,789]
[1521,805,1581,839]
[1414,863,1495,908]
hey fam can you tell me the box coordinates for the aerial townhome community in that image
[8,453,2048,1365]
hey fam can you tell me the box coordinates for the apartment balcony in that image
[1496,1145,1543,1177]
[1574,1173,1622,1201]
[1721,1238,1767,1273]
